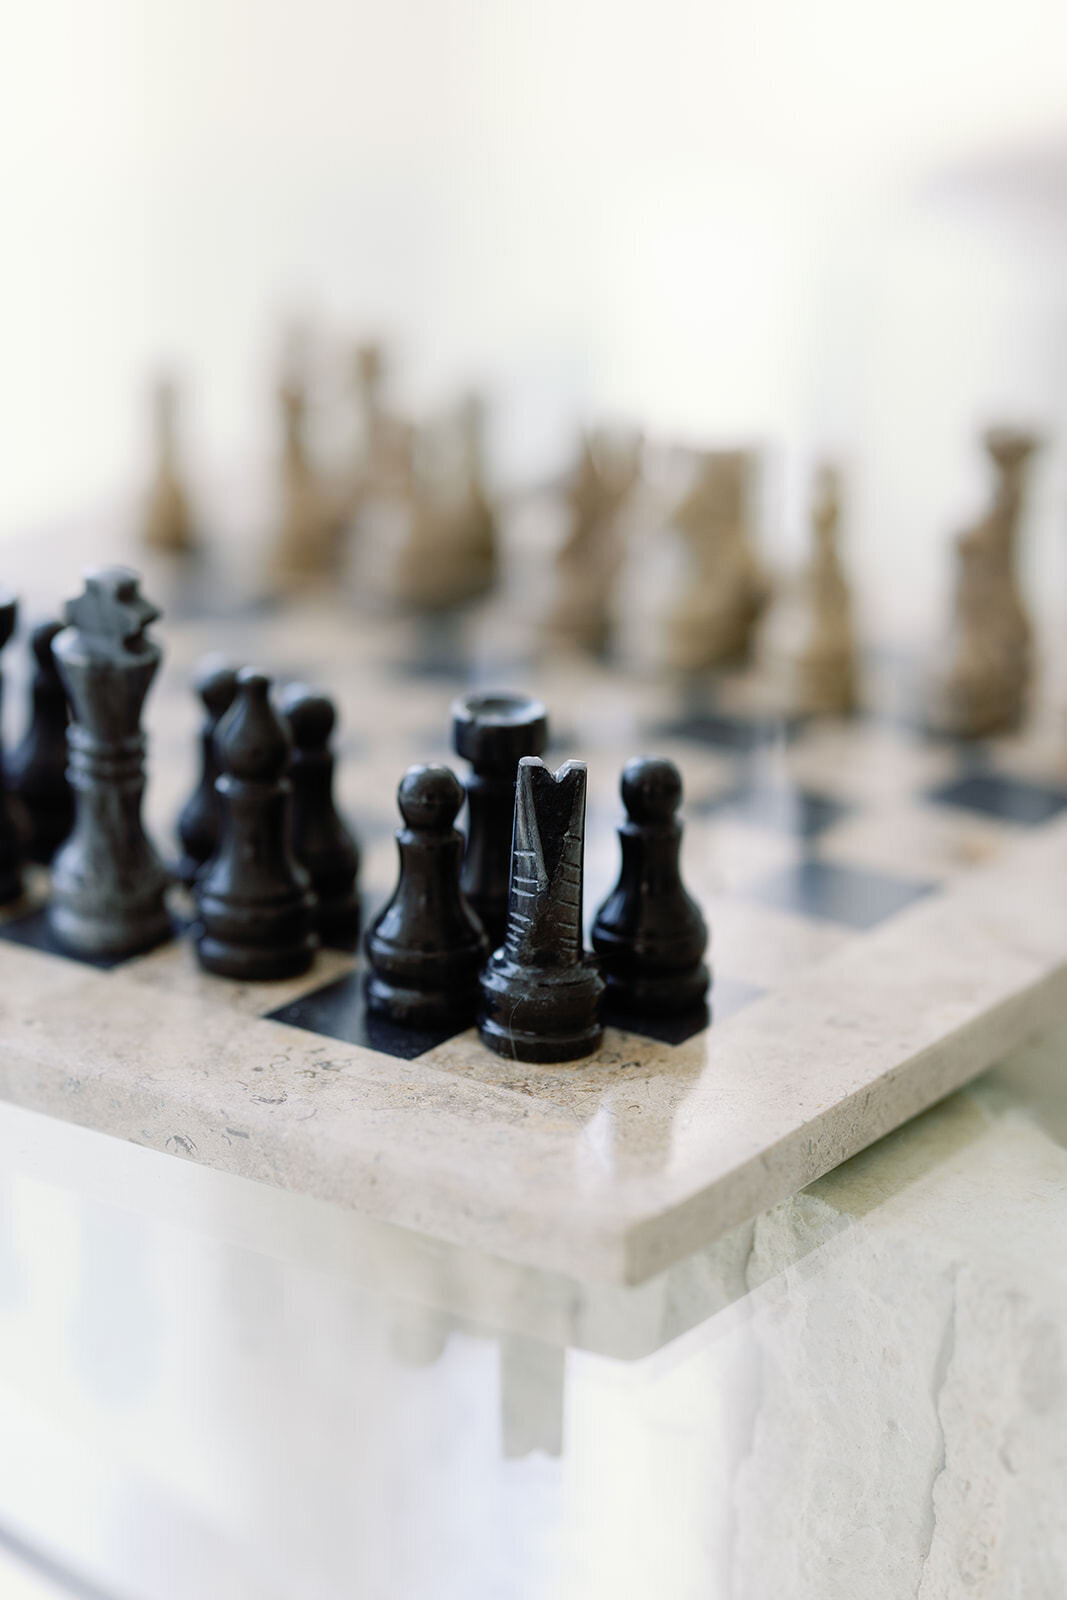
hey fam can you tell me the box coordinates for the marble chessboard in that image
[2,549,1067,1287]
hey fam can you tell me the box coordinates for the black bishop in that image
[194,668,317,981]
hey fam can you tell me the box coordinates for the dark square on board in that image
[0,904,178,969]
[653,710,805,753]
[604,975,766,1046]
[745,859,935,931]
[927,772,1067,827]
[606,1001,710,1047]
[696,783,852,839]
[268,970,461,1061]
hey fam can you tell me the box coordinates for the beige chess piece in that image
[380,398,499,612]
[450,392,498,600]
[142,378,196,555]
[547,431,640,654]
[377,422,454,610]
[784,465,857,714]
[355,342,386,451]
[978,427,1040,686]
[349,341,406,501]
[666,448,770,670]
[925,427,1040,738]
[271,376,338,587]
[926,525,1026,737]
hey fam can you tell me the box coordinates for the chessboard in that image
[2,543,1067,1287]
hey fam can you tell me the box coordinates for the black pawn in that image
[0,592,21,903]
[176,655,238,885]
[195,668,317,981]
[592,757,709,1017]
[365,765,488,1030]
[479,757,604,1063]
[279,684,360,948]
[452,691,548,949]
[6,620,73,864]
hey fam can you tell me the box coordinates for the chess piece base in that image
[601,961,710,1018]
[365,972,478,1031]
[479,954,605,1063]
[196,922,316,982]
[49,901,172,960]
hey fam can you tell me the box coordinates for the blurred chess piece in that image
[378,399,499,613]
[270,371,338,587]
[348,340,408,506]
[769,464,857,715]
[546,430,641,655]
[355,341,387,462]
[665,448,770,670]
[980,426,1040,687]
[924,427,1040,738]
[141,376,196,555]
[451,391,498,599]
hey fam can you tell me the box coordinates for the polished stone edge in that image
[1,818,1067,1285]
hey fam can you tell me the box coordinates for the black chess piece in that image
[452,691,548,948]
[195,668,317,980]
[365,764,488,1029]
[176,655,238,885]
[50,569,171,957]
[279,683,360,948]
[0,592,23,903]
[6,621,74,864]
[479,757,604,1063]
[592,757,709,1017]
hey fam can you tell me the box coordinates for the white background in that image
[2,0,1067,618]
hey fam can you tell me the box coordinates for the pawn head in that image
[278,683,336,751]
[0,591,17,650]
[194,654,238,719]
[621,757,682,825]
[216,668,291,781]
[31,620,63,670]
[397,764,463,832]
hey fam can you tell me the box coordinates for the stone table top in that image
[0,1009,1063,1598]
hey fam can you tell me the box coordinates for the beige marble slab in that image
[0,814,1066,1285]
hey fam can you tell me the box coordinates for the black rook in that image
[195,669,317,981]
[452,690,548,949]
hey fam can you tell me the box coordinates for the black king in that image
[49,567,172,959]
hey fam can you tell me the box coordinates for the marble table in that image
[0,1012,1064,1599]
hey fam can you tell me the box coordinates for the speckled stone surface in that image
[0,812,1066,1283]
[1,530,1067,1285]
